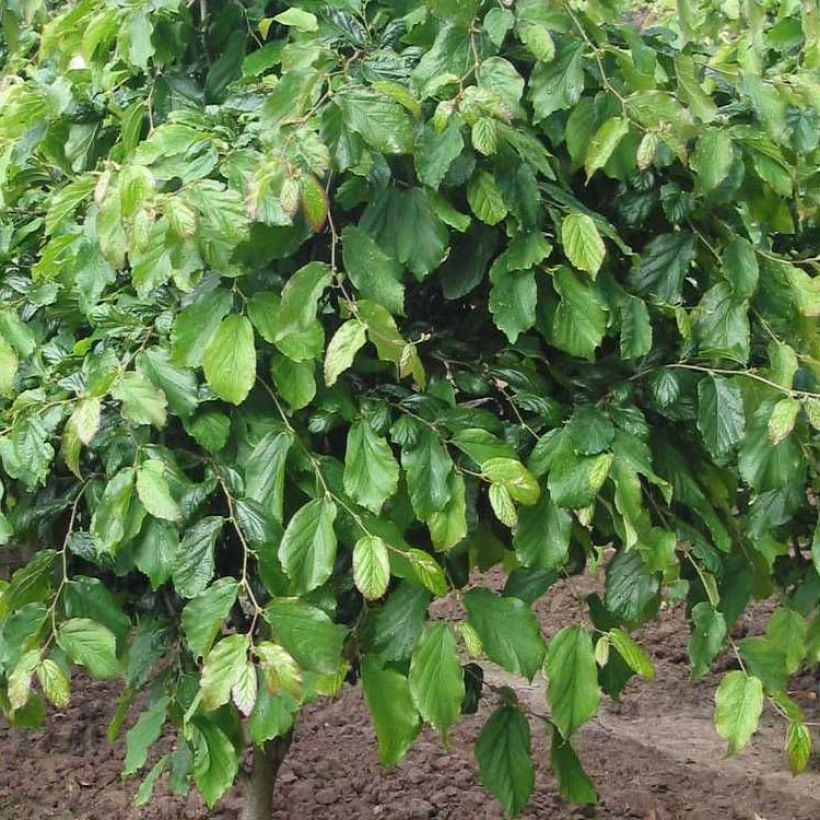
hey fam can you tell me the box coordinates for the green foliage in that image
[0,0,819,815]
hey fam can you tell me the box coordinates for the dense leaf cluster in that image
[0,0,819,812]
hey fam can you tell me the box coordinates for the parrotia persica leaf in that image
[550,729,597,805]
[409,623,464,739]
[463,589,546,680]
[57,618,120,679]
[172,516,224,599]
[475,706,534,817]
[199,634,249,712]
[202,315,256,406]
[264,598,347,675]
[344,420,400,514]
[279,498,338,595]
[182,578,239,660]
[688,602,727,679]
[136,459,181,522]
[353,536,391,600]
[341,225,405,315]
[714,670,764,755]
[608,628,654,680]
[191,718,239,808]
[361,655,421,766]
[585,117,630,181]
[402,429,454,520]
[697,375,746,458]
[785,722,812,775]
[546,626,600,738]
[124,696,169,776]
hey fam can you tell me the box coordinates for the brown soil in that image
[1,577,819,820]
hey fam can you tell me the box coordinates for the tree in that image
[0,0,818,816]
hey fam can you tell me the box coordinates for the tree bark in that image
[240,732,293,820]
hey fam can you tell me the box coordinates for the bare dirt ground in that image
[1,576,819,820]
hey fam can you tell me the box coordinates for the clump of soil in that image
[1,579,818,820]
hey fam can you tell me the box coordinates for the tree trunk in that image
[240,732,293,820]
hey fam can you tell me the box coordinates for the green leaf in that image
[136,459,180,522]
[90,467,138,554]
[203,315,256,406]
[688,602,727,679]
[766,608,806,674]
[482,458,540,505]
[739,399,805,492]
[279,499,338,595]
[402,429,453,520]
[605,550,659,623]
[134,518,179,590]
[341,226,404,315]
[199,634,248,712]
[628,233,696,304]
[467,171,508,226]
[362,655,421,766]
[489,483,517,528]
[489,264,537,343]
[0,335,18,398]
[514,487,571,571]
[360,188,449,280]
[415,122,465,190]
[608,628,654,680]
[475,706,534,817]
[697,376,745,458]
[36,659,70,708]
[191,719,239,808]
[265,598,347,674]
[529,41,583,121]
[353,536,391,600]
[767,397,801,445]
[714,670,764,755]
[723,237,759,301]
[546,626,600,737]
[274,262,333,342]
[471,117,498,156]
[134,756,168,808]
[111,372,167,428]
[585,117,630,181]
[549,267,608,359]
[324,320,367,387]
[367,582,431,662]
[409,624,464,738]
[519,22,555,62]
[674,55,716,123]
[561,212,606,277]
[57,618,120,679]
[273,7,318,32]
[464,588,546,679]
[696,283,750,363]
[124,696,169,776]
[548,450,613,509]
[244,431,293,521]
[271,355,316,410]
[550,730,597,804]
[691,128,734,192]
[140,348,198,419]
[172,516,223,599]
[45,175,96,235]
[786,722,811,775]
[344,421,400,514]
[484,7,514,46]
[337,89,415,155]
[172,288,233,367]
[427,473,468,551]
[182,578,239,660]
